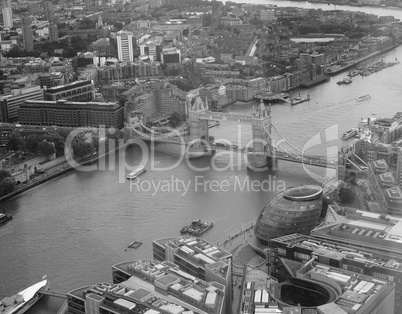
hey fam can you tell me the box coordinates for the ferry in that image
[0,213,12,225]
[0,278,48,314]
[341,128,358,140]
[126,166,146,179]
[180,219,214,236]
[357,94,371,101]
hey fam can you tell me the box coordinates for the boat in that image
[336,80,344,85]
[180,220,214,236]
[0,278,48,314]
[357,94,371,101]
[126,166,146,179]
[343,78,352,84]
[341,128,358,140]
[0,213,12,225]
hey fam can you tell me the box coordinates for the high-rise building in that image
[44,1,54,22]
[2,0,12,29]
[116,31,134,62]
[48,23,58,42]
[22,16,34,52]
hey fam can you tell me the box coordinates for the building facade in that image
[0,86,43,122]
[2,0,12,28]
[22,16,34,52]
[44,80,94,102]
[117,31,134,62]
[19,100,124,129]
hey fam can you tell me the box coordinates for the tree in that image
[24,135,40,153]
[339,187,355,204]
[0,170,11,182]
[170,112,184,128]
[37,142,55,160]
[0,177,15,196]
[6,137,24,152]
[72,141,94,160]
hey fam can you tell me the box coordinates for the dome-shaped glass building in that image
[255,185,323,245]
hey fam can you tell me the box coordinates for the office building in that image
[19,99,124,129]
[270,231,402,314]
[2,0,12,29]
[48,23,58,42]
[44,80,94,102]
[275,256,394,313]
[254,185,324,245]
[67,259,225,314]
[152,236,232,313]
[367,159,402,215]
[160,48,181,64]
[22,16,34,52]
[0,86,43,122]
[116,31,134,62]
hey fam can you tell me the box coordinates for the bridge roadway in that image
[197,111,256,123]
[210,145,337,169]
[38,289,67,299]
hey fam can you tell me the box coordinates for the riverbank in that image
[0,142,127,203]
[325,43,400,75]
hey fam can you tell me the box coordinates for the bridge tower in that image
[248,101,273,169]
[188,97,209,142]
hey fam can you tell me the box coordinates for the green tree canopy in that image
[6,137,24,152]
[0,170,11,182]
[0,177,15,196]
[37,141,55,160]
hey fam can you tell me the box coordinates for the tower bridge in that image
[126,97,344,171]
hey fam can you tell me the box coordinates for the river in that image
[1,4,402,314]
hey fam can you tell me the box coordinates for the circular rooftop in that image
[255,185,323,245]
[284,185,323,201]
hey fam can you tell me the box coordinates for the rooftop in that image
[111,260,225,314]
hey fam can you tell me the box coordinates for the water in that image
[1,4,402,314]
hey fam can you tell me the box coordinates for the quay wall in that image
[326,43,400,75]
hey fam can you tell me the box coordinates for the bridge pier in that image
[267,156,277,170]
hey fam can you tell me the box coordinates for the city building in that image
[116,31,134,62]
[22,16,34,52]
[19,100,124,129]
[89,38,111,56]
[2,0,12,29]
[274,256,394,313]
[397,148,402,189]
[44,80,95,102]
[367,159,402,215]
[0,86,43,123]
[101,83,127,102]
[152,236,232,313]
[48,23,58,43]
[67,259,225,314]
[44,1,54,22]
[260,9,276,23]
[124,81,187,121]
[160,48,181,64]
[270,230,402,314]
[254,185,324,245]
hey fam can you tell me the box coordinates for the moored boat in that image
[0,213,12,225]
[341,128,358,140]
[343,77,352,84]
[0,278,48,314]
[180,220,214,236]
[126,166,146,179]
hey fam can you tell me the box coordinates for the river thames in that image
[1,3,402,314]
